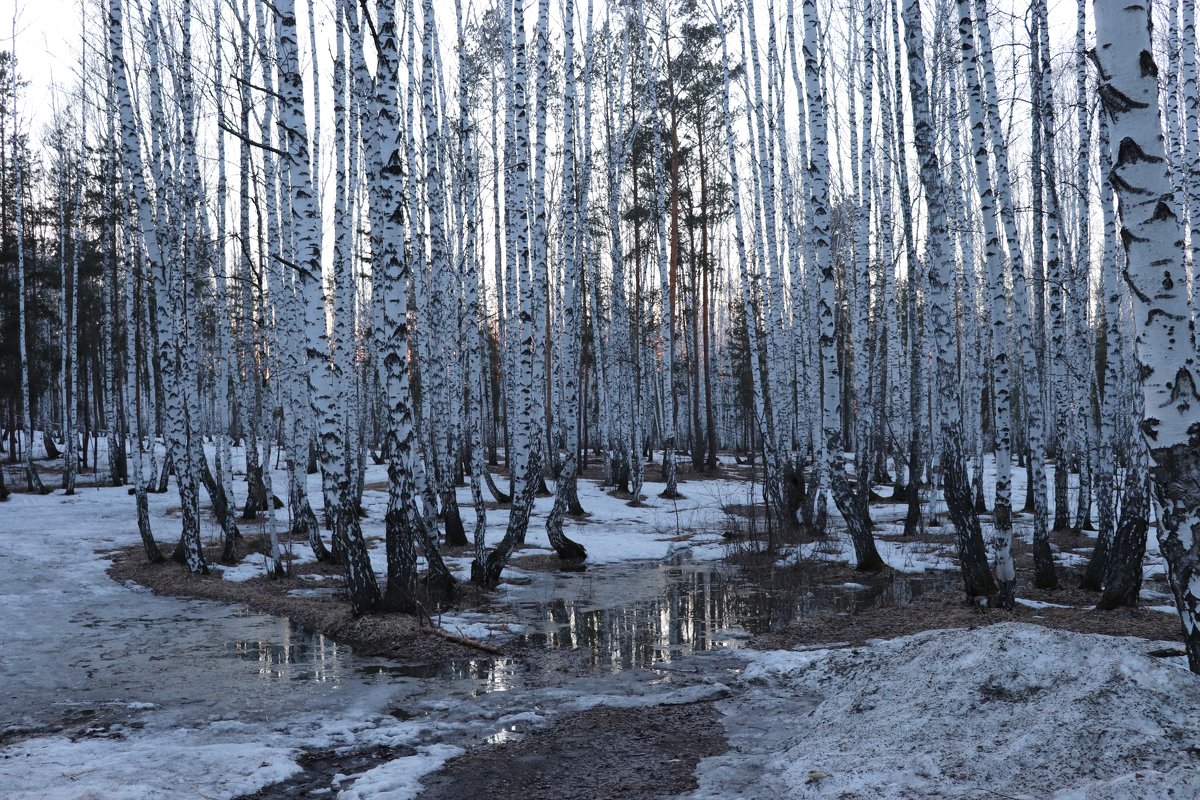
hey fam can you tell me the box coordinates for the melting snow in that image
[691,623,1200,799]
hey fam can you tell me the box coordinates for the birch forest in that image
[2,0,1200,795]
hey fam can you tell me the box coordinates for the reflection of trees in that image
[228,622,346,682]
[528,566,784,669]
[524,565,968,670]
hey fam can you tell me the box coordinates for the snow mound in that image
[694,623,1200,799]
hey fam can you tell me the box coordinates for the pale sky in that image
[4,0,85,134]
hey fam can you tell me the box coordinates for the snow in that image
[2,732,302,800]
[1015,597,1077,609]
[1147,604,1181,616]
[336,743,463,800]
[212,546,319,583]
[690,623,1200,799]
[436,611,528,640]
[558,682,732,712]
[446,475,740,565]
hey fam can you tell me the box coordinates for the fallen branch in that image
[430,626,505,656]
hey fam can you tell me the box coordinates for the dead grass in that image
[875,529,957,545]
[751,559,1180,651]
[506,552,586,572]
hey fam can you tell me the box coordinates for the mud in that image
[752,561,1181,651]
[417,700,726,800]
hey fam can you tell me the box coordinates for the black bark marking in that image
[1168,368,1200,405]
[1098,82,1148,115]
[1111,173,1152,196]
[1116,137,1163,167]
[1147,307,1185,325]
[1123,266,1152,303]
[1139,50,1158,78]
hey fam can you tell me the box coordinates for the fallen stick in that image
[430,626,505,656]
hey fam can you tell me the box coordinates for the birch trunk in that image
[903,0,994,596]
[274,0,379,613]
[1094,0,1200,672]
[544,0,589,561]
[960,0,1014,604]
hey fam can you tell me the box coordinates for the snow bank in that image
[0,733,301,800]
[692,623,1200,799]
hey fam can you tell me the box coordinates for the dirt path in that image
[416,700,727,800]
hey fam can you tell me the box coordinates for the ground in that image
[417,701,726,800]
[3,443,1199,799]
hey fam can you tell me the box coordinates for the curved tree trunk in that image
[1097,469,1148,610]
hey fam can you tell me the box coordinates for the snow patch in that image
[692,624,1200,799]
[336,743,463,800]
[1015,597,1077,610]
[1,733,301,800]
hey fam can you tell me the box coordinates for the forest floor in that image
[108,530,1181,662]
[6,446,1200,799]
[107,542,491,663]
[107,493,1186,800]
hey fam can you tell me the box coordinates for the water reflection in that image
[227,627,346,683]
[514,562,957,671]
[221,561,956,688]
[357,657,519,692]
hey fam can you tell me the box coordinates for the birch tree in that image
[1094,0,1200,672]
[960,0,1014,604]
[273,0,379,612]
[902,0,993,597]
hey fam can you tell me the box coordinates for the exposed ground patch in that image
[416,700,727,800]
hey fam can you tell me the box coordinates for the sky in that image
[4,0,84,132]
[4,0,1092,139]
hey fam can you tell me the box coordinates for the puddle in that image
[216,554,958,687]
[225,633,350,683]
[508,560,959,671]
[216,555,958,797]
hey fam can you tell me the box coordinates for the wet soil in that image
[751,559,1180,651]
[417,700,726,800]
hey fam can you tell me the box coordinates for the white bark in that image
[1095,0,1200,672]
[273,0,379,611]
